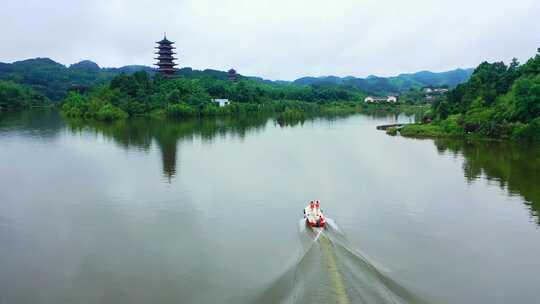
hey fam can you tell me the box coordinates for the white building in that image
[212,99,230,107]
[364,96,399,103]
[423,87,449,94]
[423,87,449,102]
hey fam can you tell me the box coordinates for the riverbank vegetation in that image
[61,71,369,121]
[0,80,49,112]
[399,48,540,142]
[277,108,306,126]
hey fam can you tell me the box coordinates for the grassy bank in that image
[396,114,540,143]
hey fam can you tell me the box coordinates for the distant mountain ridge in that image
[291,68,474,94]
[0,58,151,100]
[0,57,473,100]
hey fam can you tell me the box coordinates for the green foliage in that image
[0,57,373,102]
[320,102,360,115]
[398,88,427,104]
[386,127,398,136]
[462,107,495,133]
[165,104,197,118]
[0,80,49,111]
[412,48,540,142]
[276,108,307,127]
[60,70,371,122]
[399,124,448,138]
[0,58,123,100]
[511,117,540,142]
[96,103,129,121]
[277,108,305,122]
[62,91,127,121]
[508,75,540,122]
[439,114,464,135]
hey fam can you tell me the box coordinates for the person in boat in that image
[315,200,323,219]
[304,201,314,217]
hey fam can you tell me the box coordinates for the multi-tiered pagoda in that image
[228,68,238,82]
[155,34,177,75]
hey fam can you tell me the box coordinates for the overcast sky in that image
[1,0,539,80]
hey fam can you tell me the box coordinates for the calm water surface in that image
[0,110,539,304]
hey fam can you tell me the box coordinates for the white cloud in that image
[1,0,539,80]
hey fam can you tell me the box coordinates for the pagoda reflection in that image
[64,115,268,182]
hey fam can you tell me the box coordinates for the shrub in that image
[96,104,128,121]
[0,80,49,110]
[439,114,464,135]
[165,103,197,118]
[462,108,495,133]
[511,118,540,142]
[399,124,447,138]
[277,108,306,126]
[278,108,305,121]
[61,92,127,121]
[386,127,398,136]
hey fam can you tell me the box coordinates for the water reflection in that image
[64,116,269,181]
[434,139,540,224]
[0,109,63,139]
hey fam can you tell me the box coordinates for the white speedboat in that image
[303,200,326,228]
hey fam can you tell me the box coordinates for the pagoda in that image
[155,34,177,75]
[228,68,238,81]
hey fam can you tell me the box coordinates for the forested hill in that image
[292,68,474,94]
[0,58,235,100]
[400,48,540,142]
[0,58,143,100]
[1,57,473,101]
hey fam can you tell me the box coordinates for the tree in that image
[0,80,48,110]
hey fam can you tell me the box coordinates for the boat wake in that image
[255,219,426,304]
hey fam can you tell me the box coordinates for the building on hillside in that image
[212,99,230,107]
[228,69,238,81]
[154,34,178,75]
[423,87,449,94]
[364,95,399,103]
[423,87,449,102]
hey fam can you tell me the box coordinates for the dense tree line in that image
[62,71,366,121]
[403,48,540,142]
[0,80,49,111]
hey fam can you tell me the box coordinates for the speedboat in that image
[304,200,326,228]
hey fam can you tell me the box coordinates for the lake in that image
[1,110,539,304]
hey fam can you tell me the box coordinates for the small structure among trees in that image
[155,34,178,75]
[212,99,230,107]
[364,95,398,103]
[423,86,449,102]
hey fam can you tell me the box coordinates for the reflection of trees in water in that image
[275,112,364,128]
[0,109,64,139]
[65,115,269,181]
[434,139,540,224]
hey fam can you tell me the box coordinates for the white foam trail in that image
[291,216,428,304]
[313,229,323,242]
